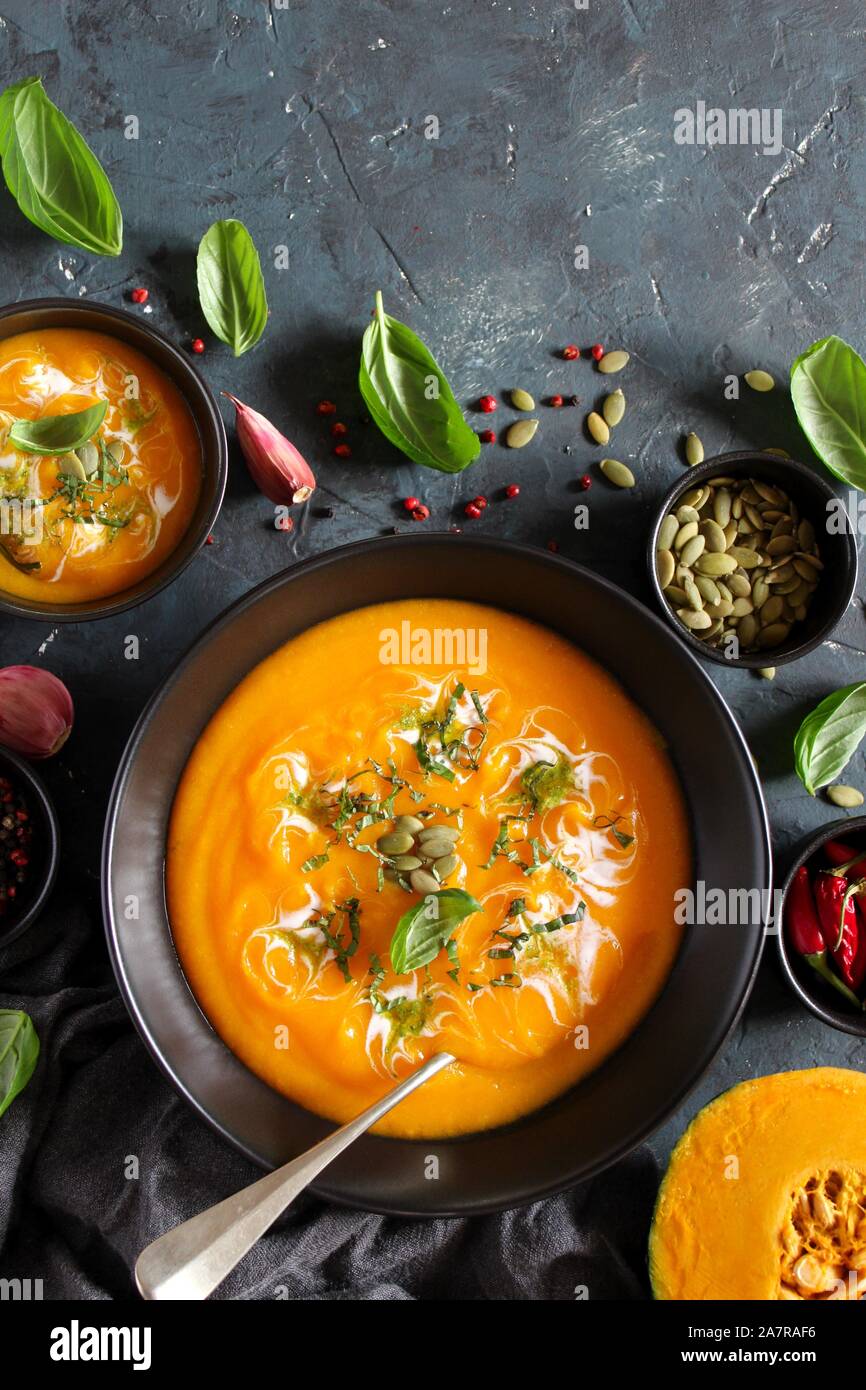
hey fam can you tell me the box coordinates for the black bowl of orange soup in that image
[103,536,771,1216]
[0,298,226,622]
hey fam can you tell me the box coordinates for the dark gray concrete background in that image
[0,1,864,1202]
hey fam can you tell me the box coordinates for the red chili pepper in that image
[814,867,866,993]
[824,839,866,877]
[787,866,861,1007]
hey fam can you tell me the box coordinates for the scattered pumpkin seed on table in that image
[505,419,538,448]
[744,369,775,392]
[827,785,865,809]
[600,458,635,488]
[510,388,535,411]
[684,432,704,466]
[655,472,823,654]
[602,389,625,427]
[587,412,610,445]
[597,350,630,374]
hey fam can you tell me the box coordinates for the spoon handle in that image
[135,1051,455,1301]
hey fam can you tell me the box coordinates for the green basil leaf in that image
[196,219,268,356]
[359,291,480,474]
[790,335,866,490]
[794,681,866,795]
[0,1009,39,1119]
[0,77,122,256]
[9,400,107,454]
[389,887,482,974]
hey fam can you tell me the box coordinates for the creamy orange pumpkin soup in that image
[168,600,690,1138]
[0,328,201,602]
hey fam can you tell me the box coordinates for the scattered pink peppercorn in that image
[191,337,205,354]
[411,504,429,521]
[472,495,488,510]
[478,394,497,414]
[331,421,348,437]
[548,394,564,408]
[205,534,215,545]
[591,344,604,361]
[130,287,148,305]
[334,443,352,459]
[315,400,337,416]
[479,428,496,444]
[547,539,559,553]
[505,483,520,498]
[580,473,592,490]
[403,496,420,511]
[561,345,579,360]
[465,502,482,519]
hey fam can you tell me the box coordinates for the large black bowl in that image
[0,298,227,622]
[102,537,771,1216]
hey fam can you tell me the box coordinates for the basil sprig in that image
[360,291,480,474]
[0,77,122,256]
[790,335,866,490]
[9,401,107,455]
[794,681,866,795]
[0,1010,39,1119]
[389,887,482,974]
[196,219,268,356]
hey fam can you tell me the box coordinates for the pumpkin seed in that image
[751,577,769,608]
[683,577,703,611]
[58,452,87,481]
[695,552,738,576]
[410,867,442,894]
[707,600,734,619]
[757,667,776,680]
[505,419,539,448]
[676,504,701,526]
[763,447,790,458]
[417,824,459,845]
[416,834,458,860]
[685,431,704,466]
[106,438,125,467]
[587,412,610,445]
[827,785,864,809]
[680,535,705,568]
[726,545,761,569]
[597,349,629,374]
[731,596,754,617]
[677,607,712,631]
[656,549,675,589]
[683,486,709,509]
[759,621,791,648]
[723,521,738,546]
[700,519,727,553]
[760,595,784,626]
[752,480,786,505]
[695,575,721,605]
[600,458,634,488]
[664,584,688,606]
[378,830,415,855]
[766,534,797,557]
[658,514,679,550]
[602,389,625,427]
[391,854,423,871]
[510,388,535,411]
[433,853,459,879]
[394,814,425,836]
[76,440,100,477]
[713,490,732,526]
[674,521,698,550]
[737,613,758,647]
[797,519,816,551]
[744,369,775,392]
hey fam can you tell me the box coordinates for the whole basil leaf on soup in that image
[389,888,482,974]
[0,77,122,256]
[0,1009,39,1119]
[790,336,866,489]
[9,400,107,455]
[196,219,268,356]
[360,291,480,473]
[794,681,866,795]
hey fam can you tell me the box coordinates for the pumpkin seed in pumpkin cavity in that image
[597,349,629,374]
[600,458,634,488]
[506,419,539,448]
[510,388,535,411]
[685,432,704,466]
[587,412,610,445]
[602,389,625,426]
[656,549,675,589]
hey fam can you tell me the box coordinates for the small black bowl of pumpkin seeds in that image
[647,450,857,669]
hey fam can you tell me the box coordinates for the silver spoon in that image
[135,1050,455,1300]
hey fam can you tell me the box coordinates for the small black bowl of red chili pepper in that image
[779,818,866,1036]
[0,745,59,948]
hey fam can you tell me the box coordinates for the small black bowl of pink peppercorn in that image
[0,745,59,947]
[778,817,866,1038]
